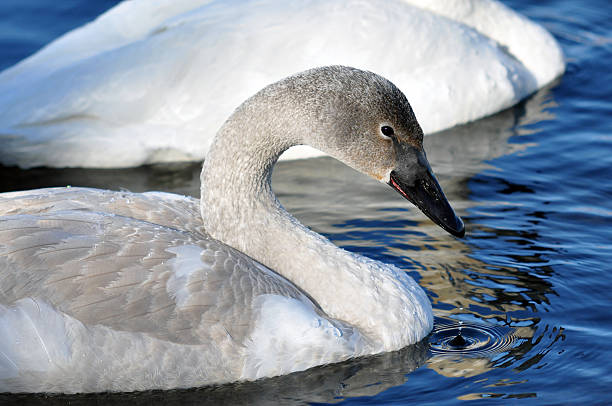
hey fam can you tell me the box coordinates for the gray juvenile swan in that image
[0,66,464,393]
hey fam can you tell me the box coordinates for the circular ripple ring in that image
[429,318,520,357]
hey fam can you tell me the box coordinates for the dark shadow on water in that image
[0,161,203,197]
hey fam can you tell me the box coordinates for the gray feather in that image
[0,188,311,347]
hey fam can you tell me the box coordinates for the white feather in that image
[0,299,71,379]
[166,245,206,307]
[243,294,366,380]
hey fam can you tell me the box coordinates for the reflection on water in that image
[0,85,562,402]
[0,161,202,196]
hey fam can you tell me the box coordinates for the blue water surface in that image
[0,0,611,404]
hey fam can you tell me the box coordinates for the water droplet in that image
[429,317,520,356]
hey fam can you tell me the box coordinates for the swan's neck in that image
[200,95,432,350]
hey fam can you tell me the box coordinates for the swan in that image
[0,0,564,168]
[0,66,464,393]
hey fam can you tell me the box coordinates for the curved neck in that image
[199,84,432,350]
[200,99,330,285]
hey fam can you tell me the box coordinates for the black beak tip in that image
[435,211,465,238]
[449,216,466,238]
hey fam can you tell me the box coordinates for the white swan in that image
[0,0,564,168]
[0,66,464,393]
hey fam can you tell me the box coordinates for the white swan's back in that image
[0,0,564,168]
[0,188,368,392]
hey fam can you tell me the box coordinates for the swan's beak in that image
[388,143,465,237]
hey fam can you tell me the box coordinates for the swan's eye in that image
[380,126,395,138]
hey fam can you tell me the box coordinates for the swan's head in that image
[210,66,464,238]
[285,66,465,237]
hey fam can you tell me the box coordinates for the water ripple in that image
[429,318,520,357]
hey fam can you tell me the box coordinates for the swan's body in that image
[0,66,463,393]
[0,0,564,168]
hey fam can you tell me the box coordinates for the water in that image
[0,0,611,404]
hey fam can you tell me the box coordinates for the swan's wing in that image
[0,187,204,236]
[0,201,308,347]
